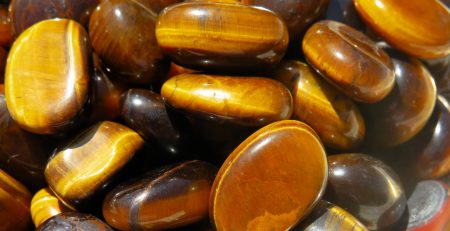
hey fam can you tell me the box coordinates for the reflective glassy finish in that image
[9,0,100,36]
[361,51,437,147]
[354,0,450,59]
[326,154,406,231]
[121,89,193,157]
[294,200,368,231]
[36,212,113,231]
[89,0,168,84]
[211,120,328,231]
[5,19,90,134]
[0,169,31,231]
[31,188,73,227]
[273,60,365,150]
[156,2,289,71]
[161,73,293,126]
[303,20,395,103]
[240,0,330,42]
[45,121,144,209]
[103,160,217,230]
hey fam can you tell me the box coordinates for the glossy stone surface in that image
[10,0,100,36]
[0,5,11,47]
[273,60,365,150]
[303,20,395,103]
[210,120,328,231]
[354,0,450,59]
[103,160,217,230]
[45,121,144,209]
[89,55,129,122]
[0,169,31,231]
[121,89,193,157]
[36,212,112,231]
[326,154,406,230]
[161,73,293,126]
[0,85,53,190]
[156,2,289,71]
[240,0,330,42]
[407,180,450,231]
[361,51,437,147]
[5,19,90,135]
[31,188,73,227]
[89,0,168,84]
[294,200,368,231]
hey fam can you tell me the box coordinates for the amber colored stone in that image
[354,0,450,59]
[0,169,32,231]
[0,85,54,191]
[156,2,289,71]
[210,120,328,231]
[240,0,329,42]
[36,212,112,231]
[121,89,193,157]
[326,154,406,231]
[9,0,99,36]
[161,73,293,126]
[294,200,368,231]
[361,51,437,147]
[45,121,144,209]
[89,0,169,84]
[0,5,11,47]
[167,62,197,79]
[303,20,395,103]
[89,54,129,122]
[103,160,217,230]
[406,180,450,231]
[273,60,365,150]
[31,188,73,227]
[5,19,90,135]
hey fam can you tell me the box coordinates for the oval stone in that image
[36,212,113,231]
[31,188,73,227]
[5,19,90,134]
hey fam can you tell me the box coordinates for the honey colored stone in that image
[0,169,31,231]
[103,160,217,230]
[354,0,450,59]
[31,188,73,227]
[5,19,90,135]
[294,201,368,231]
[210,120,328,231]
[161,73,293,126]
[156,2,289,71]
[303,20,395,103]
[45,121,144,209]
[273,60,365,150]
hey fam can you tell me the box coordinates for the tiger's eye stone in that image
[161,73,293,126]
[0,5,11,48]
[0,85,53,190]
[45,121,144,209]
[89,0,169,84]
[240,0,330,42]
[303,20,395,103]
[361,51,437,147]
[406,180,450,231]
[36,212,112,231]
[273,60,365,150]
[326,154,406,231]
[210,120,328,231]
[31,188,73,227]
[156,2,289,71]
[103,160,217,230]
[9,0,99,36]
[5,19,90,135]
[0,169,31,231]
[294,201,368,231]
[354,0,450,59]
[121,89,193,158]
